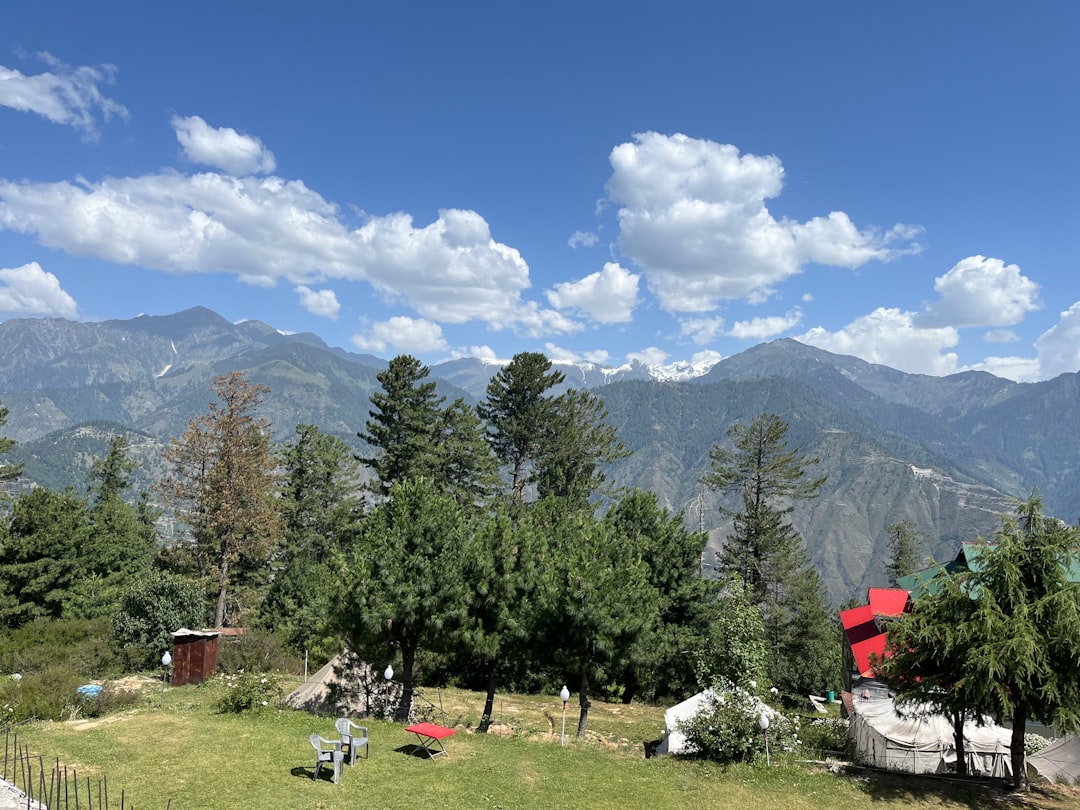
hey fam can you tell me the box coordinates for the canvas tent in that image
[655,688,775,756]
[849,692,1012,777]
[286,653,401,717]
[1028,735,1080,784]
[655,689,716,755]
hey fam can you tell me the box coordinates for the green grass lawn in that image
[9,676,1078,810]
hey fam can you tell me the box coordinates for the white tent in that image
[1028,735,1080,784]
[849,694,1012,777]
[285,653,399,716]
[656,689,716,755]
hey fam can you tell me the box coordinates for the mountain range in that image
[2,306,1077,605]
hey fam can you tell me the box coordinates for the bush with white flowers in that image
[677,681,800,763]
[217,670,283,714]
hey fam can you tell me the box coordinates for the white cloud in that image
[351,316,449,355]
[728,308,803,340]
[606,132,920,313]
[0,261,78,317]
[0,171,576,338]
[0,52,128,140]
[544,342,610,365]
[627,346,669,366]
[568,230,599,249]
[546,262,639,324]
[1034,301,1080,379]
[679,316,725,345]
[983,329,1019,344]
[691,349,724,369]
[172,115,277,175]
[295,285,340,319]
[961,355,1042,383]
[798,308,960,376]
[918,255,1041,328]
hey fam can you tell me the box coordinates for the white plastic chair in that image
[334,717,370,765]
[309,733,344,783]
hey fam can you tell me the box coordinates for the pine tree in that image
[359,355,444,494]
[160,372,283,628]
[701,413,829,692]
[478,352,564,501]
[885,520,925,586]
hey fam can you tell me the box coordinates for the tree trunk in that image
[575,670,591,738]
[396,644,416,724]
[478,660,498,733]
[213,555,230,627]
[1009,700,1029,791]
[952,708,967,777]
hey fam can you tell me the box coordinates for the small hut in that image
[170,628,220,686]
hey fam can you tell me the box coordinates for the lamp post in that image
[759,711,770,766]
[559,685,570,746]
[384,664,394,720]
[161,651,172,709]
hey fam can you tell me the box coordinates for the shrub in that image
[215,630,301,675]
[0,664,84,722]
[1025,733,1051,755]
[217,671,283,714]
[677,681,800,764]
[799,717,850,757]
[0,616,124,677]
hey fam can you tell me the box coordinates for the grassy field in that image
[9,675,1078,810]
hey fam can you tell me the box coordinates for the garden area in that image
[5,672,1077,810]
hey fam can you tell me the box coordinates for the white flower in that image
[261,700,268,706]
[748,680,757,689]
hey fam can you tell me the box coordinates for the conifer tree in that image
[701,413,831,692]
[478,352,564,501]
[359,355,444,494]
[160,372,282,628]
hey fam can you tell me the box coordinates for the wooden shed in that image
[170,628,220,686]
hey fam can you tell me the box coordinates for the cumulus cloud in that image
[0,170,577,338]
[546,262,639,324]
[1034,302,1080,380]
[544,342,610,365]
[918,255,1041,328]
[798,308,960,376]
[962,355,1042,383]
[679,316,725,345]
[172,115,277,175]
[295,285,340,319]
[351,316,449,355]
[627,346,669,366]
[728,309,803,340]
[0,52,128,140]
[568,230,599,249]
[0,261,78,317]
[606,132,920,313]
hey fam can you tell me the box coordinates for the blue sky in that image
[1,2,1077,381]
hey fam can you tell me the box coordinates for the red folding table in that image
[405,722,456,759]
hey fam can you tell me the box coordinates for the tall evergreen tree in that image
[459,505,545,731]
[433,399,499,507]
[478,352,564,501]
[701,413,829,692]
[603,489,711,703]
[885,520,925,586]
[359,355,444,494]
[0,487,90,627]
[536,500,658,737]
[333,477,469,721]
[160,372,283,628]
[535,388,629,508]
[262,424,362,661]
